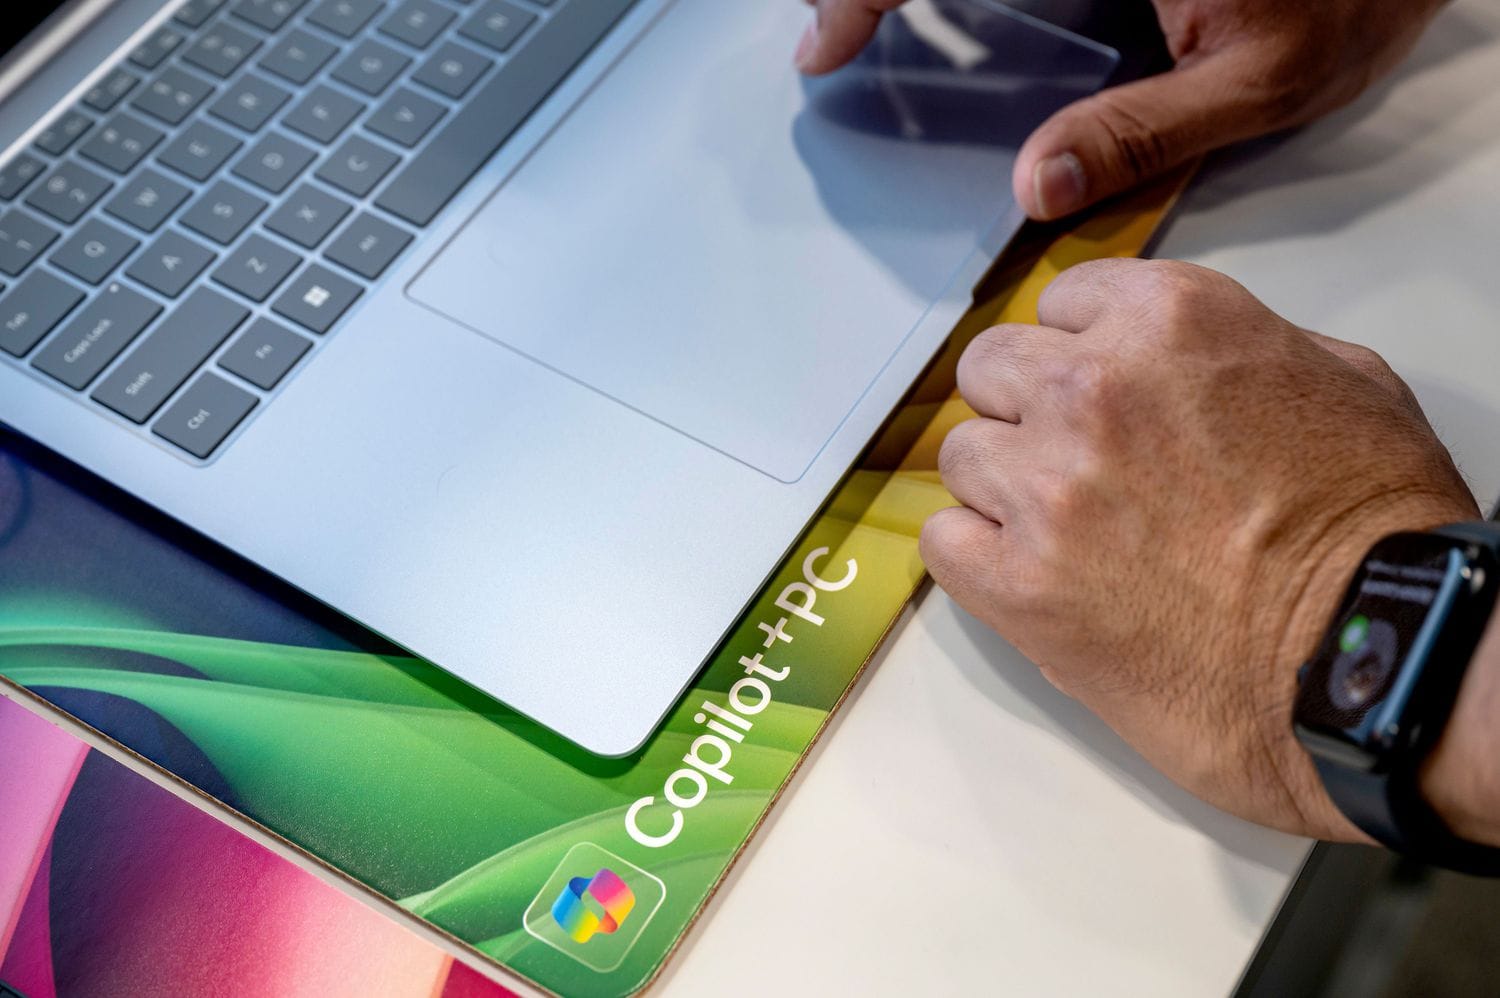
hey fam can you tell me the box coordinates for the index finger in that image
[796,0,908,75]
[1035,258,1152,333]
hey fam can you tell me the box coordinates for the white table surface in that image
[659,2,1500,994]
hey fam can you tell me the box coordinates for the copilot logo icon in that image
[551,867,636,943]
[523,842,666,973]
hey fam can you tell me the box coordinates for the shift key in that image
[92,286,248,422]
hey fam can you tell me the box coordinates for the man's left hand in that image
[921,259,1479,840]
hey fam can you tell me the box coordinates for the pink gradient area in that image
[59,775,461,996]
[590,868,635,923]
[440,957,520,998]
[0,694,518,997]
[2,841,59,998]
[0,695,87,963]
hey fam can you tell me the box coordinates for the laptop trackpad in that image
[408,0,1117,482]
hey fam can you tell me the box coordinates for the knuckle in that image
[1030,467,1084,523]
[918,508,968,579]
[937,417,992,482]
[1127,261,1236,345]
[1347,343,1397,380]
[1051,352,1122,418]
[959,326,1019,384]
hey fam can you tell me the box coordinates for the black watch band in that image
[1309,522,1500,876]
[1312,755,1500,876]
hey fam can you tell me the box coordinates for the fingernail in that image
[794,20,819,72]
[1033,153,1087,220]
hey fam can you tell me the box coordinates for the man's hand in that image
[795,0,1447,220]
[920,259,1478,840]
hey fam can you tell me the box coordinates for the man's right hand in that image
[794,0,1447,221]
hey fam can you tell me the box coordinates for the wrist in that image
[1421,619,1500,847]
[1272,488,1481,843]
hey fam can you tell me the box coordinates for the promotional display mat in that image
[0,170,1188,997]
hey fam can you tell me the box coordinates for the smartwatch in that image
[1293,522,1500,875]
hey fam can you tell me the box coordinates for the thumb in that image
[1014,49,1279,221]
[795,0,908,76]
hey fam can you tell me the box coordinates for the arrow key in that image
[126,229,217,297]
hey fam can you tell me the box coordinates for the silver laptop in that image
[0,0,1119,754]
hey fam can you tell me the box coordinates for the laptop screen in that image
[2,2,72,62]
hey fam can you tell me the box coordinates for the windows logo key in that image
[523,842,666,973]
[552,868,635,943]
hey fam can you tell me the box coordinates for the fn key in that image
[153,372,258,458]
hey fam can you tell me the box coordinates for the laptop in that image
[0,0,1124,755]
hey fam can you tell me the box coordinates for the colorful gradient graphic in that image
[0,176,1179,996]
[552,869,636,944]
[0,693,516,998]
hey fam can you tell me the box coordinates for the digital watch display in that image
[1294,525,1500,874]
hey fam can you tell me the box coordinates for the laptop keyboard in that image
[0,0,636,461]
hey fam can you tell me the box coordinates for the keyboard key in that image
[129,26,186,70]
[182,20,263,79]
[0,154,47,201]
[282,86,365,146]
[92,286,249,422]
[133,67,216,125]
[174,0,228,29]
[380,0,455,49]
[209,73,292,132]
[218,316,310,388]
[180,180,267,244]
[211,232,300,300]
[272,263,360,333]
[365,88,444,147]
[264,183,351,247]
[231,0,308,32]
[0,210,61,276]
[78,112,166,174]
[153,372,258,458]
[50,217,140,285]
[105,169,193,232]
[315,135,398,197]
[31,281,162,389]
[258,29,337,85]
[325,211,410,279]
[34,110,95,156]
[380,0,632,227]
[231,132,316,193]
[158,120,243,181]
[306,0,383,38]
[126,229,217,296]
[459,1,534,53]
[412,41,491,99]
[332,39,411,97]
[0,270,84,356]
[83,68,142,113]
[25,162,113,225]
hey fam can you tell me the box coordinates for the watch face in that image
[1295,533,1471,761]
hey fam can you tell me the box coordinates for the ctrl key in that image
[153,372,258,458]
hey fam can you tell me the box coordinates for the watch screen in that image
[1297,533,1466,740]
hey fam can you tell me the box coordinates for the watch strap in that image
[1315,520,1500,875]
[1314,755,1500,876]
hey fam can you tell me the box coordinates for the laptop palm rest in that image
[408,0,1118,483]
